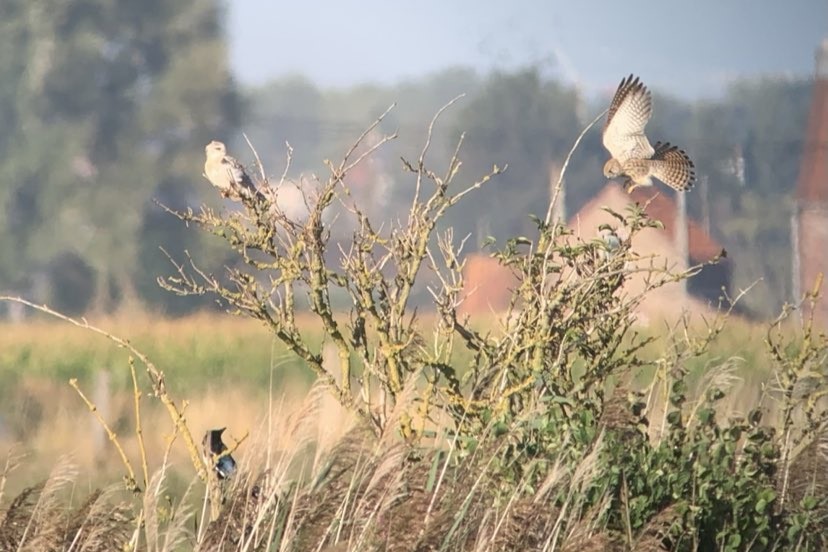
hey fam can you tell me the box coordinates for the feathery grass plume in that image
[538,432,606,550]
[376,460,436,552]
[324,437,409,548]
[158,481,195,552]
[685,356,743,429]
[559,489,613,551]
[0,448,25,509]
[63,489,106,552]
[415,444,507,551]
[632,504,681,552]
[143,470,164,551]
[147,452,285,552]
[66,487,133,552]
[16,456,78,551]
[143,468,195,552]
[204,480,257,551]
[198,470,271,551]
[0,482,129,552]
[284,381,341,473]
[291,426,375,549]
[561,530,626,552]
[0,485,43,550]
[347,443,408,548]
[196,381,344,551]
[488,497,554,551]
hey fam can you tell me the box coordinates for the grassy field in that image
[0,310,776,483]
[0,307,824,551]
[0,312,317,389]
[0,313,317,486]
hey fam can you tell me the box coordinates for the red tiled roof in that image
[459,254,518,315]
[628,188,725,263]
[797,80,828,203]
[569,184,724,264]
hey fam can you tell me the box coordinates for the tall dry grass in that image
[0,310,826,550]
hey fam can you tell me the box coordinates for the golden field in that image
[0,310,776,484]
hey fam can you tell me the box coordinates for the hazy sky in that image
[228,1,828,99]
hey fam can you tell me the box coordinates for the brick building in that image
[793,38,828,326]
[460,184,730,322]
[568,184,730,322]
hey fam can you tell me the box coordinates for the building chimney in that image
[817,38,828,79]
[792,38,828,326]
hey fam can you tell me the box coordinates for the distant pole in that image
[92,369,110,466]
[700,175,710,236]
[676,191,689,294]
[791,206,801,303]
[548,160,565,224]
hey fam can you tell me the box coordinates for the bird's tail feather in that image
[649,141,695,192]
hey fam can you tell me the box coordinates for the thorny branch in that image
[154,99,732,441]
[156,100,503,437]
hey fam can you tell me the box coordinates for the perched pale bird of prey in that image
[203,140,264,201]
[602,75,695,193]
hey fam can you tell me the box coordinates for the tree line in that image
[0,0,813,318]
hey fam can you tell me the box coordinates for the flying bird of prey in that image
[601,75,695,193]
[204,140,265,201]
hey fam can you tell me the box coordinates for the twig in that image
[129,357,150,491]
[544,108,608,226]
[0,447,24,506]
[337,103,396,174]
[69,378,139,492]
[243,132,267,183]
[278,141,294,187]
[0,296,210,484]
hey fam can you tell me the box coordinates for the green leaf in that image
[666,411,683,427]
[493,422,509,437]
[801,495,818,510]
[697,407,715,425]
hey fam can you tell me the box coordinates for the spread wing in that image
[602,74,654,162]
[648,141,695,192]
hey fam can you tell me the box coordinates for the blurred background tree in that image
[448,69,581,243]
[0,0,239,315]
[0,0,813,319]
[680,79,811,317]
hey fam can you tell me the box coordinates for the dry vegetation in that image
[1,102,826,551]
